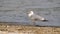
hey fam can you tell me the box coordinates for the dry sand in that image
[0,23,60,34]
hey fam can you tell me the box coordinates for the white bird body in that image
[28,11,45,21]
[27,11,48,26]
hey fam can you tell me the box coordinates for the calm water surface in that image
[0,0,60,26]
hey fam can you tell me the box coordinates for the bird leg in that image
[31,19,36,26]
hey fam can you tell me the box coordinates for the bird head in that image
[30,11,34,14]
[27,11,34,17]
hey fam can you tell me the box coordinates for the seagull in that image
[27,11,48,25]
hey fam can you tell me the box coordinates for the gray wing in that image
[31,14,44,20]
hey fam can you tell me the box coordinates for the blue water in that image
[0,0,60,26]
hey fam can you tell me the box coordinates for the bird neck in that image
[28,11,34,17]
